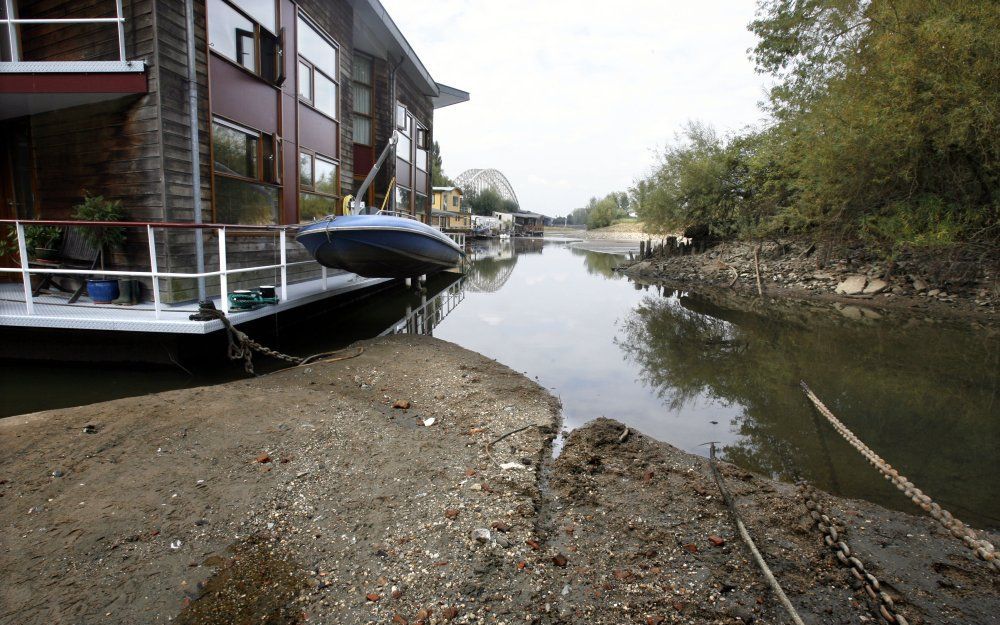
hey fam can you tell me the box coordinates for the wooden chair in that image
[30,227,101,303]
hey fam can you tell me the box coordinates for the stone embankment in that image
[1,336,997,624]
[622,239,997,322]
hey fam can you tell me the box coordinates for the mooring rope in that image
[191,303,363,375]
[800,381,997,573]
[708,443,807,625]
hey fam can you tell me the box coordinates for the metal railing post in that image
[4,0,20,62]
[279,230,287,301]
[218,227,229,314]
[321,266,328,291]
[15,222,33,315]
[114,0,126,62]
[146,225,161,319]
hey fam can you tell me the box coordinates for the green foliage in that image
[750,0,1000,250]
[72,192,126,270]
[431,141,454,187]
[604,0,998,251]
[586,195,618,229]
[26,226,62,250]
[465,188,503,216]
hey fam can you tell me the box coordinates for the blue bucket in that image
[87,279,120,303]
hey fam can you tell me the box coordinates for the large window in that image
[395,186,412,215]
[352,55,373,146]
[208,0,282,82]
[415,124,428,172]
[299,150,340,221]
[396,103,411,162]
[297,14,338,119]
[212,117,280,224]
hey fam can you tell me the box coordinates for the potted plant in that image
[25,226,62,261]
[72,192,126,304]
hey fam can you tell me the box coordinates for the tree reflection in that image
[616,289,1000,528]
[569,247,628,279]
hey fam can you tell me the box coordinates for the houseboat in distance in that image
[0,0,468,357]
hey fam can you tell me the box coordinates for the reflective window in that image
[298,61,312,101]
[299,192,336,221]
[314,157,338,195]
[397,133,411,162]
[215,176,279,224]
[213,119,258,179]
[236,0,275,34]
[297,15,337,78]
[314,72,337,118]
[208,0,256,72]
[299,152,313,187]
[395,186,412,213]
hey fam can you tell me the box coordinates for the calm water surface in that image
[2,239,997,528]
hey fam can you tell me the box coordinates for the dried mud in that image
[1,337,996,624]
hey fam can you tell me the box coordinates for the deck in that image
[0,273,390,335]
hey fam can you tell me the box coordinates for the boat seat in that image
[30,227,101,303]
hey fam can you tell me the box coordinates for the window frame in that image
[351,53,375,147]
[210,114,283,225]
[296,11,340,121]
[207,0,283,84]
[298,148,341,221]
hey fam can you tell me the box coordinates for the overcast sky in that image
[381,0,772,217]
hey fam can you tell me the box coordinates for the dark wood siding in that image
[26,0,164,279]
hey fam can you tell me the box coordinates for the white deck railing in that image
[0,220,320,318]
[1,0,130,63]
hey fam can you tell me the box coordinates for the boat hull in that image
[295,215,464,279]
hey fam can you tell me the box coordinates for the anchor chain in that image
[190,302,361,375]
[798,483,909,625]
[801,381,997,573]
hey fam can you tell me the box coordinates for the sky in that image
[381,0,773,217]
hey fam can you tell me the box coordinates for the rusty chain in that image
[798,483,909,625]
[801,381,997,573]
[193,303,359,375]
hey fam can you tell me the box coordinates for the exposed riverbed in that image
[2,239,998,531]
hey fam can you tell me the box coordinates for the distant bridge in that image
[454,168,519,207]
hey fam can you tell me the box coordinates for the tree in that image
[431,141,454,187]
[750,0,1000,249]
[465,188,504,216]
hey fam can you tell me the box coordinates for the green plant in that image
[72,192,125,272]
[25,226,62,251]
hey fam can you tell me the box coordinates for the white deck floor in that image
[0,273,390,334]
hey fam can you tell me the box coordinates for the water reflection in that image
[616,289,1000,528]
[569,246,626,279]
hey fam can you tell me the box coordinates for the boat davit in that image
[295,214,464,279]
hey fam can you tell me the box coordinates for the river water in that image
[2,238,997,529]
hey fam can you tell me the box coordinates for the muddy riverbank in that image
[620,239,997,324]
[1,336,996,624]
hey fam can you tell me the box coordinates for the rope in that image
[708,443,807,625]
[190,302,364,375]
[800,381,997,573]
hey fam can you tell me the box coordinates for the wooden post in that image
[639,240,645,259]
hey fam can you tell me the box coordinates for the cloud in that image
[383,0,770,215]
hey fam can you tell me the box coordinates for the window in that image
[396,103,411,163]
[299,150,340,221]
[415,124,428,171]
[395,186,412,214]
[297,14,338,119]
[352,55,373,146]
[452,195,459,207]
[208,0,282,82]
[415,192,428,216]
[212,117,280,224]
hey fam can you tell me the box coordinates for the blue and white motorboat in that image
[295,213,464,279]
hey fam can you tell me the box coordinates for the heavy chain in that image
[798,483,909,625]
[801,381,997,573]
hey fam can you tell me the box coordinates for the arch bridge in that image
[454,168,520,207]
